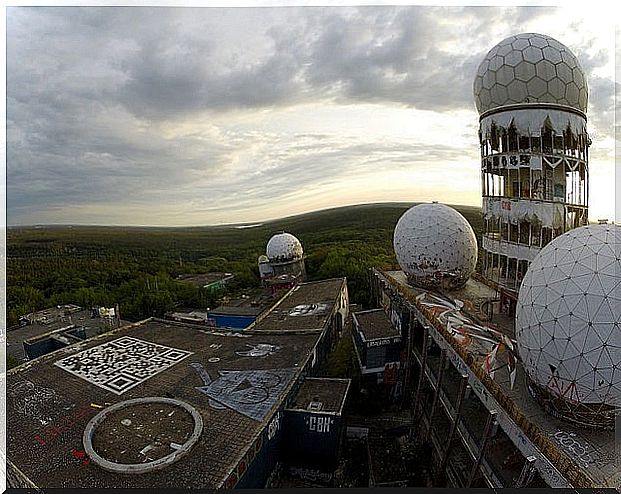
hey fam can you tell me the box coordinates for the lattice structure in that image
[516,224,621,428]
[473,33,587,114]
[266,232,303,262]
[393,203,478,289]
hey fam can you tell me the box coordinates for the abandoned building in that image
[6,278,350,489]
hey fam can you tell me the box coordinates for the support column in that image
[514,456,538,487]
[437,374,469,479]
[466,409,497,487]
[413,325,429,413]
[425,348,447,441]
[401,308,415,409]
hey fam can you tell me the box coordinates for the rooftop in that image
[8,309,124,361]
[7,318,323,489]
[252,278,346,332]
[353,309,399,341]
[287,378,350,414]
[380,269,620,489]
[176,272,234,287]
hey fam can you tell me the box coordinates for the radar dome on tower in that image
[266,232,303,262]
[473,33,588,115]
[393,203,478,289]
[516,224,621,428]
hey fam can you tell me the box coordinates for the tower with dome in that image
[258,231,306,291]
[473,33,590,314]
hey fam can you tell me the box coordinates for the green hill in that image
[7,202,482,325]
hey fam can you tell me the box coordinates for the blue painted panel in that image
[209,314,256,329]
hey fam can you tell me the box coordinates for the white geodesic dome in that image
[266,232,303,262]
[473,33,588,114]
[516,224,621,409]
[393,203,478,289]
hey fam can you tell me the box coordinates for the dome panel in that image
[512,38,530,51]
[523,45,544,63]
[504,49,523,66]
[578,88,588,109]
[573,67,585,89]
[565,81,580,105]
[542,45,563,64]
[514,61,536,82]
[530,35,549,48]
[489,55,504,72]
[561,50,578,69]
[482,70,495,90]
[547,78,566,100]
[556,63,573,84]
[536,59,557,82]
[491,84,508,103]
[495,65,515,85]
[506,79,528,103]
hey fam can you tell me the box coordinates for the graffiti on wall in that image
[289,466,333,483]
[307,415,333,433]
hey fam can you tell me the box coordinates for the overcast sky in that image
[6,4,617,226]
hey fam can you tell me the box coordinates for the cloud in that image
[6,5,616,225]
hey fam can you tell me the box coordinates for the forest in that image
[7,203,483,327]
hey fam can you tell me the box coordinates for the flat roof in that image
[252,278,345,332]
[210,306,263,317]
[176,272,233,287]
[287,378,350,414]
[353,309,399,341]
[7,310,126,361]
[380,269,619,489]
[7,318,323,489]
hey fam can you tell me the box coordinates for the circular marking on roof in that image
[83,397,203,474]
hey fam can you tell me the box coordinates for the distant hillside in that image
[7,202,483,325]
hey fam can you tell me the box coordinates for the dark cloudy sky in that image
[6,4,616,226]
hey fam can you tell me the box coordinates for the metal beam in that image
[514,456,537,487]
[425,348,447,441]
[438,374,469,478]
[466,409,497,487]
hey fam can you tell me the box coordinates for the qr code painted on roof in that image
[54,336,192,394]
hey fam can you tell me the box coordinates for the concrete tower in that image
[473,33,590,314]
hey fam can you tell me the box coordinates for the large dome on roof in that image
[473,33,588,115]
[393,203,477,289]
[266,232,303,262]
[516,224,621,423]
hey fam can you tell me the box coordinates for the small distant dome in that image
[516,225,621,420]
[473,33,588,114]
[258,255,269,264]
[393,203,478,289]
[266,232,303,262]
